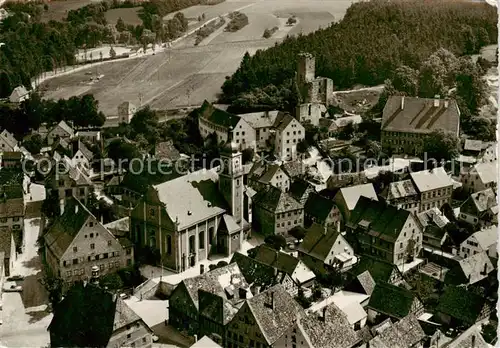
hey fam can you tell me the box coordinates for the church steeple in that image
[219,128,244,224]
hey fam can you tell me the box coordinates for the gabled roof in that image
[304,193,336,221]
[154,140,181,162]
[469,161,498,185]
[288,178,313,202]
[464,139,490,152]
[191,336,222,348]
[50,157,92,186]
[470,225,497,250]
[51,137,70,151]
[198,100,240,129]
[416,207,450,229]
[253,185,303,214]
[272,112,298,132]
[348,196,411,243]
[298,302,360,348]
[152,168,226,230]
[246,284,304,345]
[437,286,487,325]
[180,263,249,310]
[456,251,494,284]
[248,162,286,185]
[348,255,400,284]
[338,183,378,211]
[281,160,305,178]
[367,282,418,319]
[0,129,18,149]
[381,180,418,200]
[44,199,95,259]
[381,96,460,134]
[298,223,341,261]
[238,110,279,129]
[445,324,489,348]
[72,140,93,161]
[9,85,29,100]
[50,120,74,137]
[230,252,280,287]
[463,188,497,214]
[252,245,300,276]
[410,167,454,192]
[369,315,425,348]
[49,283,142,347]
[352,270,376,295]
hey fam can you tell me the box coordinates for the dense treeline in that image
[0,0,223,97]
[0,94,105,137]
[221,0,497,107]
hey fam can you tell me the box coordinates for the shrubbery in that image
[262,26,278,38]
[225,11,248,32]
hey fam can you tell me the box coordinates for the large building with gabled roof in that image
[381,95,460,154]
[43,198,134,283]
[252,185,304,236]
[346,196,423,266]
[49,282,153,348]
[130,142,251,273]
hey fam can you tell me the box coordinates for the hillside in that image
[221,0,497,105]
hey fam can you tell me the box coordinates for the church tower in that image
[219,129,244,224]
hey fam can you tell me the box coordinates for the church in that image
[129,140,252,273]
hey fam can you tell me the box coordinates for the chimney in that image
[433,95,440,108]
[444,100,449,108]
[324,225,327,235]
[200,264,205,274]
[482,263,488,275]
[471,335,475,348]
[321,306,327,322]
[75,204,79,214]
[254,285,261,294]
[401,96,405,110]
[269,291,274,309]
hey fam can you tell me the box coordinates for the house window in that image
[89,222,94,227]
[127,259,132,265]
[13,225,20,230]
[0,218,6,223]
[65,189,72,197]
[199,231,205,249]
[79,188,85,196]
[150,208,155,217]
[126,248,132,255]
[13,217,19,222]
[127,334,131,339]
[73,258,78,265]
[103,253,108,259]
[63,260,67,267]
[90,233,94,238]
[108,240,112,246]
[73,246,78,252]
[90,243,95,249]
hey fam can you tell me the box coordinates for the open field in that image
[40,0,99,22]
[40,0,357,115]
[105,7,142,25]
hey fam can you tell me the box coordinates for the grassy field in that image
[104,7,142,25]
[40,0,97,22]
[40,0,356,115]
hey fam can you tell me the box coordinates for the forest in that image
[221,0,497,111]
[0,0,222,97]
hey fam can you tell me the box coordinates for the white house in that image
[458,188,498,227]
[460,161,498,193]
[71,140,94,169]
[459,225,498,259]
[248,161,290,192]
[47,121,74,145]
[273,113,305,161]
[75,130,101,143]
[9,86,29,103]
[0,129,19,152]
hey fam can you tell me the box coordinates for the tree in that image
[109,46,116,59]
[100,273,124,290]
[337,121,357,140]
[264,234,286,250]
[392,65,419,96]
[289,226,306,240]
[116,17,125,32]
[19,92,44,131]
[455,57,487,116]
[297,139,309,154]
[107,139,141,164]
[39,267,63,308]
[22,133,43,154]
[42,189,61,220]
[241,148,254,164]
[420,130,459,163]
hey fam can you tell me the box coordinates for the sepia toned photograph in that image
[0,0,498,347]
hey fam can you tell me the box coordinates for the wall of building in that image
[72,150,90,169]
[226,303,270,348]
[274,323,311,348]
[107,320,152,348]
[381,130,426,155]
[233,119,257,150]
[255,126,273,149]
[198,118,230,144]
[460,236,497,259]
[275,209,304,236]
[275,120,304,161]
[393,214,423,265]
[58,215,132,283]
[323,234,354,266]
[0,213,24,232]
[419,186,452,212]
[460,172,497,194]
[296,103,322,127]
[47,127,72,145]
[268,168,290,192]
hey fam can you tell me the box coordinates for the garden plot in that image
[40,0,98,22]
[75,46,133,63]
[163,1,254,23]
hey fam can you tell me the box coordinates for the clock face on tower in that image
[223,159,229,173]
